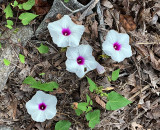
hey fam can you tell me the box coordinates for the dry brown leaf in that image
[144,69,160,88]
[147,104,160,119]
[127,73,136,86]
[131,122,144,130]
[95,96,106,109]
[135,44,149,58]
[149,50,160,71]
[104,10,113,28]
[72,102,78,109]
[56,14,62,20]
[119,14,136,31]
[52,88,65,95]
[91,20,98,39]
[101,0,113,8]
[12,98,18,120]
[32,0,51,15]
[151,105,160,119]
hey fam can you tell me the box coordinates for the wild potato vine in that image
[2,0,133,129]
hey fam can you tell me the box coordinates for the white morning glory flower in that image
[65,44,98,78]
[47,15,85,47]
[26,91,57,122]
[102,30,132,62]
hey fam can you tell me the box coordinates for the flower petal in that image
[45,108,57,119]
[78,44,93,57]
[118,33,129,45]
[111,51,126,62]
[68,25,85,47]
[62,15,77,29]
[31,111,46,122]
[105,30,119,44]
[96,63,105,74]
[120,46,132,58]
[26,101,39,115]
[102,43,115,56]
[66,47,79,59]
[44,95,57,107]
[85,56,98,71]
[65,59,79,73]
[75,65,85,78]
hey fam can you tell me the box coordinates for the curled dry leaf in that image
[95,96,106,109]
[119,14,136,31]
[101,0,113,8]
[144,69,160,88]
[149,50,160,71]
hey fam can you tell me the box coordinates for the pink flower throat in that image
[38,103,47,111]
[113,42,121,51]
[77,56,85,65]
[62,28,71,36]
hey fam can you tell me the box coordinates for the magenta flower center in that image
[77,56,85,65]
[62,28,71,36]
[38,103,47,111]
[113,42,121,51]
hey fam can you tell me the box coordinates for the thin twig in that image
[60,0,95,16]
[79,0,99,21]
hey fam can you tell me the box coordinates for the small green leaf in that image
[106,91,132,110]
[86,110,100,129]
[19,54,25,63]
[23,0,35,10]
[38,82,59,92]
[19,13,38,25]
[99,54,109,59]
[111,69,120,81]
[37,43,49,54]
[23,76,59,92]
[90,100,93,105]
[107,76,112,82]
[78,102,88,111]
[64,0,69,2]
[12,0,18,7]
[86,106,92,113]
[13,28,19,33]
[87,77,98,92]
[86,94,90,105]
[0,43,2,49]
[75,109,83,116]
[60,47,67,52]
[18,4,23,9]
[4,4,13,19]
[5,20,13,29]
[39,73,45,76]
[23,76,37,85]
[55,120,71,130]
[3,59,10,66]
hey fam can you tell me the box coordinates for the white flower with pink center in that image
[102,30,132,62]
[47,15,85,47]
[26,91,57,122]
[65,44,98,78]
